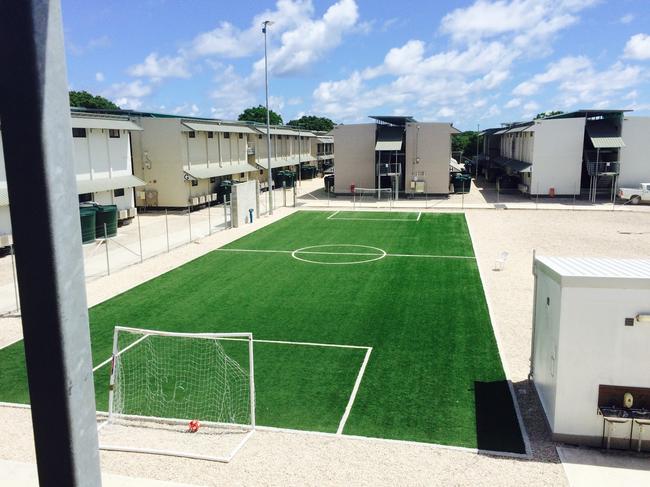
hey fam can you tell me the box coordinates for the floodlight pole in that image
[263,20,274,215]
[0,1,102,485]
[475,123,480,181]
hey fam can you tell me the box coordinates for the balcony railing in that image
[586,161,619,176]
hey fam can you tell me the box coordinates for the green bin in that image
[95,205,118,238]
[79,207,96,244]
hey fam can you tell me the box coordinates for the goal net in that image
[98,326,255,463]
[353,187,393,208]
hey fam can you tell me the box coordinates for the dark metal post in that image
[0,1,102,485]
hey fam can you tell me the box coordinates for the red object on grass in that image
[188,420,200,433]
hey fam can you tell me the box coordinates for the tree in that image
[287,115,335,132]
[238,105,283,125]
[534,110,564,119]
[69,90,120,110]
[452,131,480,160]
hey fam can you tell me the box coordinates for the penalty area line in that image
[337,346,372,435]
[215,247,475,260]
[326,211,340,220]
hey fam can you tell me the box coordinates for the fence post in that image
[283,181,287,207]
[497,183,500,205]
[208,198,212,235]
[536,184,539,210]
[165,209,170,253]
[136,213,143,263]
[188,205,192,242]
[104,223,110,276]
[461,179,465,210]
[327,187,330,207]
[293,185,296,207]
[224,195,228,228]
[573,183,576,211]
[10,244,20,312]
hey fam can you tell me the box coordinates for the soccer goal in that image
[97,326,255,463]
[353,187,393,209]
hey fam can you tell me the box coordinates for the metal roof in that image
[184,163,258,179]
[535,256,650,285]
[494,157,532,173]
[76,174,145,195]
[255,155,307,170]
[506,124,533,133]
[586,123,625,148]
[494,128,508,135]
[375,126,403,151]
[181,121,260,134]
[70,116,142,131]
[369,115,417,126]
[590,137,626,148]
[545,109,632,120]
[375,140,403,151]
[317,136,333,143]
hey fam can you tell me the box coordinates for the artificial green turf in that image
[0,211,524,452]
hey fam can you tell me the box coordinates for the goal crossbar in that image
[100,325,256,463]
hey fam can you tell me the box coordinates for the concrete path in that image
[0,459,204,487]
[558,446,650,487]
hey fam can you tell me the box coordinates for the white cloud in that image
[128,53,190,80]
[522,101,540,117]
[172,103,200,116]
[505,98,521,108]
[68,35,111,56]
[104,80,152,109]
[437,107,455,118]
[619,14,635,24]
[209,65,257,119]
[513,56,592,96]
[623,33,650,60]
[95,72,105,82]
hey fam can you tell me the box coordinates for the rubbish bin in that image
[95,205,118,238]
[79,206,97,244]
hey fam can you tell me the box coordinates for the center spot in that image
[291,244,387,265]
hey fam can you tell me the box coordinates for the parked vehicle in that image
[618,183,650,205]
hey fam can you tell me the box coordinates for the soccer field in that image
[0,210,525,454]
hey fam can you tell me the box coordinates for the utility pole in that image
[262,20,274,215]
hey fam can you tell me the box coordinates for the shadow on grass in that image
[474,380,526,454]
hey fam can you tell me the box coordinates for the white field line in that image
[328,216,418,222]
[417,211,422,221]
[337,347,372,435]
[92,335,373,374]
[0,400,531,459]
[216,248,475,260]
[326,210,340,220]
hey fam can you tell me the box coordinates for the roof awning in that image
[255,156,304,170]
[0,184,8,207]
[317,136,333,143]
[507,124,533,133]
[495,158,532,173]
[184,163,258,179]
[375,126,403,151]
[76,174,146,194]
[590,137,625,148]
[181,121,260,134]
[494,128,508,135]
[587,123,625,148]
[70,116,142,131]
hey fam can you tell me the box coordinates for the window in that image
[224,132,230,139]
[208,132,214,138]
[259,169,264,175]
[277,135,282,139]
[209,177,216,183]
[188,131,196,138]
[191,179,198,187]
[109,129,120,138]
[238,133,243,139]
[294,136,298,140]
[78,193,93,202]
[113,188,125,197]
[240,172,245,177]
[258,134,262,139]
[72,127,87,138]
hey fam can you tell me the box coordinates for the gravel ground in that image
[2,206,650,486]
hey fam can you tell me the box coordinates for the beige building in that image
[129,113,318,208]
[313,134,334,172]
[332,116,459,196]
[0,109,144,245]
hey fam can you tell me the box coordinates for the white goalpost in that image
[353,187,393,209]
[97,326,255,463]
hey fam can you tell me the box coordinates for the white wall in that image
[405,123,452,194]
[531,118,585,195]
[231,180,258,227]
[532,269,563,431]
[332,124,378,193]
[554,284,650,443]
[620,117,650,187]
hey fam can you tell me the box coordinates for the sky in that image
[62,0,650,130]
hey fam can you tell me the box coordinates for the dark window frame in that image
[72,127,87,138]
[188,131,196,139]
[113,188,125,197]
[108,129,120,138]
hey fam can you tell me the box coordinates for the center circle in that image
[291,244,387,265]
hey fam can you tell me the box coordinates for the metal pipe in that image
[136,213,143,263]
[10,244,20,312]
[188,205,192,242]
[104,224,110,276]
[165,209,170,252]
[263,21,274,215]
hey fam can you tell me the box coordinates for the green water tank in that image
[79,207,96,244]
[95,205,118,238]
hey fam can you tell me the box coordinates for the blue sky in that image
[63,0,650,130]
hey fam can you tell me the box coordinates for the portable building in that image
[531,256,650,450]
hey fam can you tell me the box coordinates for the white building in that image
[531,256,650,450]
[333,116,459,195]
[481,110,650,199]
[0,110,144,245]
[130,114,318,208]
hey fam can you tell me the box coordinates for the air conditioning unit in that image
[118,209,129,220]
[211,193,218,201]
[190,197,199,206]
[128,207,137,218]
[199,196,206,204]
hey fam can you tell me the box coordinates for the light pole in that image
[296,122,302,188]
[475,123,480,180]
[262,20,274,214]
